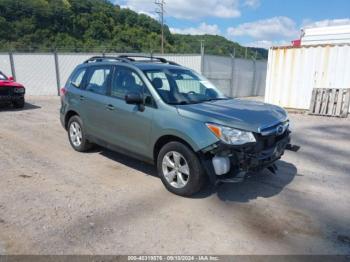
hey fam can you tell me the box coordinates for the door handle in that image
[106,104,115,111]
[79,95,85,101]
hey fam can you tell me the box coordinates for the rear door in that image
[81,65,113,139]
[64,66,88,119]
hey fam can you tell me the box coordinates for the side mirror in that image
[125,92,143,105]
[8,76,14,81]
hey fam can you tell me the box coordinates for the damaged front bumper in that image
[199,131,291,184]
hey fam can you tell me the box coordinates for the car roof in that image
[81,55,190,71]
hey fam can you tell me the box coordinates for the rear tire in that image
[157,141,206,196]
[67,115,93,152]
[13,98,25,108]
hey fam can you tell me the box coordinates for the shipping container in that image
[302,25,350,46]
[265,44,350,110]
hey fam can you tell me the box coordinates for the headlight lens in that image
[14,87,25,94]
[206,123,256,145]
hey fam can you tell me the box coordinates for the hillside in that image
[172,34,267,59]
[0,0,267,59]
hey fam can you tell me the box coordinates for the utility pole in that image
[155,0,165,54]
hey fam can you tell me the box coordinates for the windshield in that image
[144,68,228,105]
[0,71,8,80]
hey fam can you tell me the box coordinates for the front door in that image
[103,66,155,157]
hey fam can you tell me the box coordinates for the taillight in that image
[60,87,67,97]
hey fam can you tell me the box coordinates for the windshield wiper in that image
[168,98,229,105]
[168,101,191,105]
[169,100,206,105]
[202,98,231,102]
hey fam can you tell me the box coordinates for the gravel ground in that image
[0,96,349,255]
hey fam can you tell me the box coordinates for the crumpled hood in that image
[0,80,24,88]
[177,99,288,133]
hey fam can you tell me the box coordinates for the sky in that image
[112,0,350,48]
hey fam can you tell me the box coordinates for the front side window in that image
[85,66,112,95]
[111,66,147,99]
[146,72,170,91]
[144,68,227,105]
[0,71,8,80]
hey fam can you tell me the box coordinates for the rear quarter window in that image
[69,68,87,89]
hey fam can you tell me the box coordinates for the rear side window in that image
[85,66,112,95]
[70,68,86,89]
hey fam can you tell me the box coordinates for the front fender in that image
[150,110,219,154]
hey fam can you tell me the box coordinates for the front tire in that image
[157,141,206,196]
[67,115,93,152]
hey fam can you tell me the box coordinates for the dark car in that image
[60,55,291,196]
[0,71,25,108]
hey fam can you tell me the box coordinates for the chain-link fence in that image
[0,52,266,97]
[203,55,267,97]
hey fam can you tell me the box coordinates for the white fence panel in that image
[203,55,267,97]
[159,55,202,73]
[203,55,232,96]
[14,53,57,95]
[2,53,267,97]
[254,61,267,97]
[265,44,350,109]
[58,53,100,85]
[233,58,255,97]
[0,53,12,76]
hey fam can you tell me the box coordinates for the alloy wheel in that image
[69,121,82,148]
[162,151,190,188]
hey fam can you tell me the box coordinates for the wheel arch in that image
[153,135,196,164]
[64,110,80,130]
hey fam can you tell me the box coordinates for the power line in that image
[155,0,165,54]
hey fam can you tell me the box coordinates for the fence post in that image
[200,41,205,74]
[53,51,61,96]
[9,52,16,81]
[230,49,236,98]
[252,57,257,96]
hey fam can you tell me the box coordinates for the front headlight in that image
[14,87,25,94]
[206,123,256,145]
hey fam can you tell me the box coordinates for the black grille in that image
[0,87,12,96]
[253,131,289,153]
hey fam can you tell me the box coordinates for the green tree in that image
[0,0,267,58]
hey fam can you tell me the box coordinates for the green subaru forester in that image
[60,55,291,196]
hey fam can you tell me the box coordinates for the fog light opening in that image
[212,155,230,176]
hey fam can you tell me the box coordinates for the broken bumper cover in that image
[240,134,290,171]
[200,131,291,183]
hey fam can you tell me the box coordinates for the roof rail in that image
[83,55,180,66]
[117,55,180,66]
[83,56,130,64]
